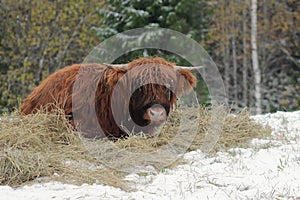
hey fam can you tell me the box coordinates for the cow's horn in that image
[104,63,128,69]
[175,66,203,70]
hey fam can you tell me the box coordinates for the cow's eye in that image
[164,81,174,101]
[166,90,171,101]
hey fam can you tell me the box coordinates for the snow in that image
[1,111,300,199]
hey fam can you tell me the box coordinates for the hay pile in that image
[0,107,129,189]
[0,105,271,189]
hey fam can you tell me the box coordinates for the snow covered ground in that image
[1,111,300,200]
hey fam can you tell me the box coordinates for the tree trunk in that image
[242,2,248,108]
[251,0,261,114]
[232,36,238,108]
[222,2,230,104]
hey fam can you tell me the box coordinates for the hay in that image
[189,106,271,152]
[0,105,271,189]
[0,107,77,185]
[0,107,129,190]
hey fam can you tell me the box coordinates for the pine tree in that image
[94,0,213,104]
[97,0,211,39]
[95,0,212,60]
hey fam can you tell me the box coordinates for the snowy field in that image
[1,111,300,200]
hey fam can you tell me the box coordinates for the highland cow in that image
[20,57,199,139]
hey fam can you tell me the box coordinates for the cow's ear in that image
[175,69,197,96]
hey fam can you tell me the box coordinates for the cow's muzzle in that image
[145,104,167,125]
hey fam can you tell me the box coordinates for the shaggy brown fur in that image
[20,57,197,139]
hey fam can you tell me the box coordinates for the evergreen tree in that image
[94,0,212,63]
[94,0,212,104]
[97,0,211,42]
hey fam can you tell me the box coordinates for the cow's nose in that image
[150,108,164,116]
[148,104,167,124]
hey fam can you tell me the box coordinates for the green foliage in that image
[94,0,212,104]
[95,0,212,60]
[97,0,211,39]
[0,0,101,112]
[1,0,299,113]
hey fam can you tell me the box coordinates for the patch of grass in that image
[0,105,271,190]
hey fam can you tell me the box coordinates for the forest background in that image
[0,0,299,114]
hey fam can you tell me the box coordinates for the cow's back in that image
[20,64,104,115]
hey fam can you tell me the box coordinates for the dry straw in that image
[0,105,270,190]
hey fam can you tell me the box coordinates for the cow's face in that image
[129,83,175,128]
[109,57,197,136]
[122,59,197,135]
